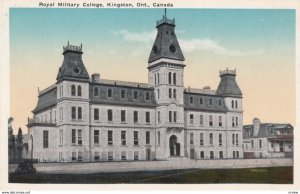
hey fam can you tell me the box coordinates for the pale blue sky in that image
[9,8,296,132]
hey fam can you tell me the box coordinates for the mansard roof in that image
[90,80,157,108]
[243,123,293,139]
[148,15,185,63]
[32,86,57,113]
[216,69,242,97]
[184,88,228,112]
[56,43,89,81]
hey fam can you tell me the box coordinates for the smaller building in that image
[243,118,293,158]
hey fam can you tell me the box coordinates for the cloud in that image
[113,29,156,44]
[114,29,263,57]
[179,38,263,56]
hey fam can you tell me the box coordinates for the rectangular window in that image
[219,116,222,127]
[173,111,177,123]
[72,152,76,161]
[236,151,239,158]
[200,151,204,159]
[108,130,113,145]
[219,133,222,146]
[77,107,82,120]
[121,131,126,146]
[94,108,99,121]
[121,151,127,161]
[121,110,126,122]
[72,129,76,144]
[134,151,139,160]
[173,89,176,99]
[134,111,138,123]
[43,130,49,148]
[259,139,262,148]
[158,111,161,123]
[59,129,63,146]
[209,115,213,126]
[190,133,194,145]
[78,130,82,145]
[78,152,82,161]
[200,133,204,146]
[209,133,213,145]
[200,115,203,126]
[169,88,172,98]
[233,151,236,158]
[157,131,161,146]
[94,152,100,161]
[146,131,150,144]
[108,109,113,122]
[108,151,113,161]
[232,134,235,146]
[232,116,235,127]
[146,112,150,123]
[134,131,139,146]
[219,151,223,159]
[94,130,99,144]
[169,111,172,122]
[71,106,76,120]
[210,151,214,159]
[190,114,194,125]
[236,134,239,146]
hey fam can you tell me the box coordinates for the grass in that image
[9,166,293,184]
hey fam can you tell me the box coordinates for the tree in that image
[16,127,24,160]
[8,117,15,162]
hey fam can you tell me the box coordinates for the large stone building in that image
[243,118,293,158]
[27,13,244,162]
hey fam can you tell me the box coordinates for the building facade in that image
[243,118,293,158]
[27,14,244,162]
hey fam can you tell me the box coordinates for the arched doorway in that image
[169,135,180,156]
[30,135,33,159]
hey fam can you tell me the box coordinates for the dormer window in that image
[189,96,193,104]
[94,87,99,96]
[108,89,112,98]
[219,100,222,106]
[133,91,138,100]
[121,90,126,99]
[145,92,150,101]
[71,85,76,96]
[200,98,203,105]
[209,98,213,106]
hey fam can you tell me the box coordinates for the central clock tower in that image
[148,13,186,159]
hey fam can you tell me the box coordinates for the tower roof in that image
[56,42,89,81]
[215,69,242,97]
[148,13,185,63]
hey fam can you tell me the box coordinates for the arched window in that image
[235,100,238,109]
[134,91,138,99]
[157,73,160,84]
[231,100,234,109]
[77,85,82,97]
[94,87,99,96]
[71,85,76,96]
[173,73,176,85]
[154,74,157,85]
[173,89,176,99]
[145,92,150,101]
[168,72,172,84]
[108,89,112,98]
[121,90,126,99]
[169,88,172,98]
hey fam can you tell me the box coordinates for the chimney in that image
[253,118,260,136]
[91,73,100,82]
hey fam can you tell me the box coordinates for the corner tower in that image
[148,12,186,160]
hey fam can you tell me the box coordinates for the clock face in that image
[73,66,81,74]
[169,45,176,53]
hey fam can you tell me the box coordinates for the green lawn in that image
[9,166,293,184]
